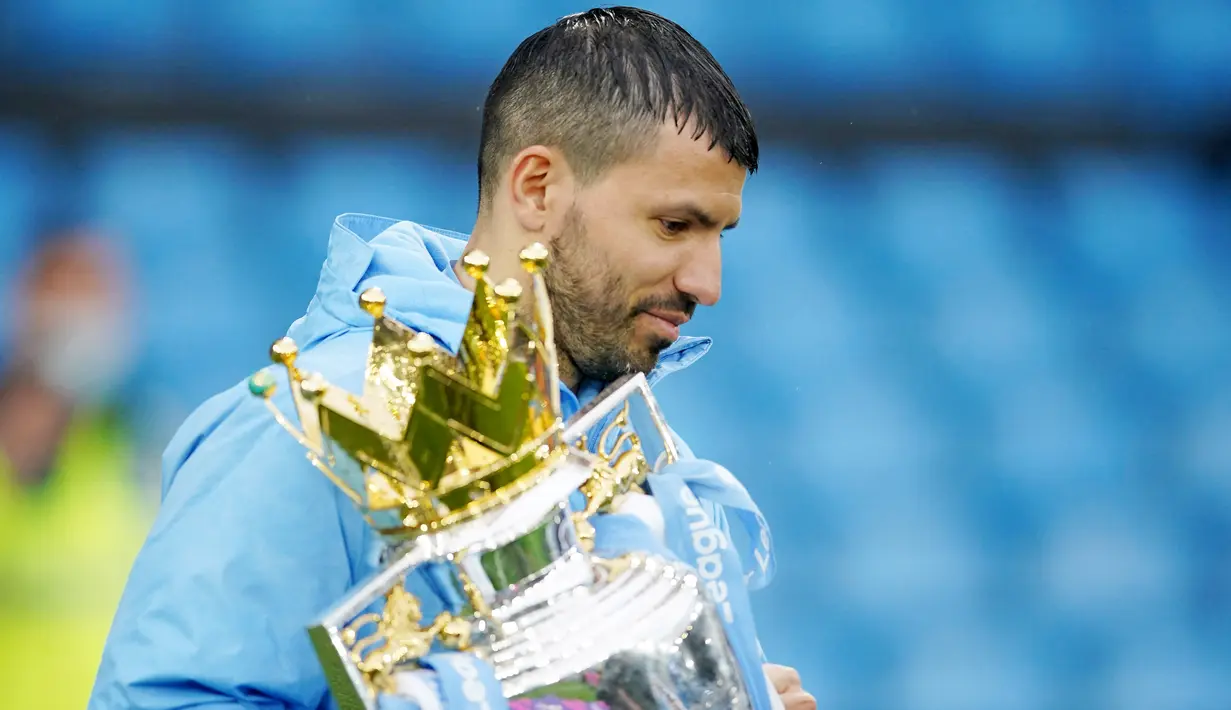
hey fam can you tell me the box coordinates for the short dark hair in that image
[477,6,758,209]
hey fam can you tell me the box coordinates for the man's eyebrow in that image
[670,204,740,231]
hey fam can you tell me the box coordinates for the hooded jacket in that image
[89,214,741,710]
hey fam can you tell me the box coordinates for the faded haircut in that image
[477,6,758,210]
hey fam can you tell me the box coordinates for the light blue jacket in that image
[89,214,729,709]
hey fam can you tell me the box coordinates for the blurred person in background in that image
[91,7,812,710]
[0,225,151,709]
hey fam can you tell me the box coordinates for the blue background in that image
[1,2,1229,708]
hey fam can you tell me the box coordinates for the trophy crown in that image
[250,245,565,540]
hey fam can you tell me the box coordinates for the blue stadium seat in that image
[279,134,476,242]
[720,149,879,378]
[1217,177,1231,263]
[948,0,1111,102]
[187,1,535,86]
[766,0,941,94]
[1052,152,1210,292]
[79,129,270,414]
[1097,625,1231,710]
[382,2,567,80]
[926,270,1076,395]
[825,496,990,634]
[4,0,182,70]
[1122,268,1230,395]
[183,0,361,82]
[7,0,1228,129]
[857,147,1068,396]
[861,148,1030,290]
[984,370,1141,508]
[0,124,53,358]
[891,624,1058,710]
[795,366,951,501]
[262,134,477,325]
[1052,152,1226,391]
[1036,500,1189,637]
[386,2,749,92]
[350,2,744,92]
[1178,382,1231,506]
[0,124,50,269]
[1126,0,1231,128]
[194,1,581,89]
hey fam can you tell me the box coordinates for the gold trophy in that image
[248,244,753,709]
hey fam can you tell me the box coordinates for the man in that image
[90,7,814,710]
[0,228,149,709]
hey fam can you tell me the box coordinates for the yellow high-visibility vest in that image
[0,413,153,710]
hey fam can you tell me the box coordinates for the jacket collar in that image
[288,213,712,385]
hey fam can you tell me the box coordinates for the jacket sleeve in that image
[88,389,380,710]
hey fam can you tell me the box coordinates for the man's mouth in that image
[643,309,690,327]
[637,310,688,341]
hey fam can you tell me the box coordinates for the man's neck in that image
[556,352,582,392]
[461,217,537,290]
[450,259,475,291]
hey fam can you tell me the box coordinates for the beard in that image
[540,206,689,384]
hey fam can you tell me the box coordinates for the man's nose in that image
[673,237,722,307]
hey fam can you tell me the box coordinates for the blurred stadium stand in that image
[3,0,1231,140]
[1,2,1229,709]
[0,124,52,360]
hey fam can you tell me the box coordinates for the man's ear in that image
[506,145,574,234]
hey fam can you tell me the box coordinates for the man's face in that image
[12,232,134,403]
[543,121,746,383]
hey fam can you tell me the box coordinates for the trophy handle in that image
[570,398,648,550]
[308,542,476,710]
[562,372,680,551]
[562,372,680,467]
[342,583,471,689]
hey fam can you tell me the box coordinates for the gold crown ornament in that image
[248,244,574,544]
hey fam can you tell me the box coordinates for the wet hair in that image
[477,6,758,209]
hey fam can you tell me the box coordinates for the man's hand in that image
[765,663,816,710]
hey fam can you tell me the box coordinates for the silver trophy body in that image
[308,374,753,710]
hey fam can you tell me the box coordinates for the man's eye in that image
[660,219,688,236]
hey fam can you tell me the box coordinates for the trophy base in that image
[481,552,753,710]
